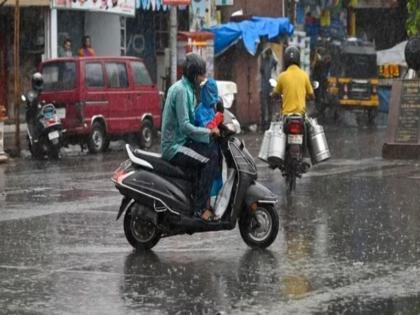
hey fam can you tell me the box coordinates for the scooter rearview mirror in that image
[269,78,277,88]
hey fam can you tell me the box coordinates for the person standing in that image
[260,48,277,130]
[58,38,73,57]
[78,35,96,57]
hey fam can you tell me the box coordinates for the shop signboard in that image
[51,0,135,16]
[352,0,398,8]
[383,79,420,158]
[162,0,191,5]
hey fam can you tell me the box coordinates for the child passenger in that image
[195,78,224,200]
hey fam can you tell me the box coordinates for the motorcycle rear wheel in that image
[285,172,296,193]
[48,143,60,160]
[239,205,279,249]
[123,205,161,250]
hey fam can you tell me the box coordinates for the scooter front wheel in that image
[239,205,279,249]
[124,205,161,250]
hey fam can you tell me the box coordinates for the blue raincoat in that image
[195,78,223,197]
[195,78,219,127]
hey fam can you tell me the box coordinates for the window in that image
[105,63,128,88]
[85,63,105,88]
[42,62,76,91]
[131,61,153,85]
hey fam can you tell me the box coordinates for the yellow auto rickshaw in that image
[325,38,379,122]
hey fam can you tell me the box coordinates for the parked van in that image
[39,56,161,153]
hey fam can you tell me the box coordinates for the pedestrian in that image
[58,38,73,57]
[78,35,96,57]
[260,48,277,130]
[161,53,220,222]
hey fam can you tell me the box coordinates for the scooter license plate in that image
[288,134,303,144]
[48,130,59,140]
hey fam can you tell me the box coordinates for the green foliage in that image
[406,0,420,36]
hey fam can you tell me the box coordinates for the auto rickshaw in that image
[322,38,379,122]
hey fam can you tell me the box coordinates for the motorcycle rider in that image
[161,53,220,222]
[26,73,44,140]
[271,46,314,174]
[272,46,314,116]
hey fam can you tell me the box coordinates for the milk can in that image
[258,129,272,162]
[267,121,286,167]
[308,118,331,164]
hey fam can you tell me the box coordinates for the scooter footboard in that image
[244,182,277,208]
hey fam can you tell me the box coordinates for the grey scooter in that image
[112,112,279,250]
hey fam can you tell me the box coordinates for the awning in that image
[352,0,398,8]
[209,17,294,57]
[2,0,49,6]
[377,41,407,66]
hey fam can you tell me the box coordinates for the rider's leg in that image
[170,141,218,217]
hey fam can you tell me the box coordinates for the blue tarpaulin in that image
[209,17,294,56]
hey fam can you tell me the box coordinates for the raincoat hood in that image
[195,78,219,128]
[200,78,219,109]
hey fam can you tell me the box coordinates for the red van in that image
[39,56,161,153]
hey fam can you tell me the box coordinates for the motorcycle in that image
[111,110,279,250]
[264,79,329,193]
[22,91,63,159]
[280,114,310,193]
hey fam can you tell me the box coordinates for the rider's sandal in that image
[201,209,215,222]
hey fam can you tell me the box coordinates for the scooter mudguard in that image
[244,181,277,208]
[116,196,132,220]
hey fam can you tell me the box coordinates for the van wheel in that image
[88,122,107,154]
[139,120,154,149]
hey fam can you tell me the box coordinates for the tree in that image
[406,0,420,36]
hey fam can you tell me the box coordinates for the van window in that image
[43,62,76,91]
[105,63,128,88]
[131,61,153,85]
[85,63,105,88]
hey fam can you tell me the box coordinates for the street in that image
[1,117,420,315]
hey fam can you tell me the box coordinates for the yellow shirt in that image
[274,65,313,115]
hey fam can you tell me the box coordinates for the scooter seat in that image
[126,145,188,179]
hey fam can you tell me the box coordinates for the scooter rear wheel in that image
[239,205,279,249]
[124,205,161,250]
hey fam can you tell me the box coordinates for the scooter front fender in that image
[116,196,133,220]
[244,181,277,208]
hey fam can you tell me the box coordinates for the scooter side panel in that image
[230,173,254,222]
[121,170,192,215]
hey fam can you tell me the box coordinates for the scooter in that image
[22,91,63,159]
[112,111,279,250]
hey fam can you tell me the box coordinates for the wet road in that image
[1,117,420,314]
